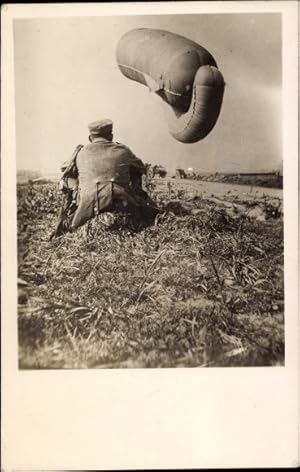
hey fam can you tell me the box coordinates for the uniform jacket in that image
[67,138,146,229]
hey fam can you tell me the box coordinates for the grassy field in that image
[17,179,284,368]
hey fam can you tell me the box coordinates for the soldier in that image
[50,119,158,239]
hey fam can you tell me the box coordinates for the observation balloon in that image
[116,28,225,143]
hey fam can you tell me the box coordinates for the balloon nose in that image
[194,64,225,88]
[165,65,225,143]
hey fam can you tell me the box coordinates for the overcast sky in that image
[14,13,282,174]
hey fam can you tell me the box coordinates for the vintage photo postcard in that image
[12,5,289,371]
[1,1,298,469]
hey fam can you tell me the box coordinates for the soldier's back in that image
[77,140,138,189]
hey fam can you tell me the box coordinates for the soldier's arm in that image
[61,144,83,179]
[124,150,147,193]
[62,160,78,179]
[129,152,145,175]
[50,145,82,240]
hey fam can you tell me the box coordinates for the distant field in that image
[17,170,283,190]
[17,179,284,368]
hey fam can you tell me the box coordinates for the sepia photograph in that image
[15,11,285,369]
[2,2,298,470]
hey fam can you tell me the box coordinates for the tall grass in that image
[17,180,284,368]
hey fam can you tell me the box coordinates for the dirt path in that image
[155,178,283,202]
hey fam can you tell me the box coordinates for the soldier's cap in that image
[88,119,113,137]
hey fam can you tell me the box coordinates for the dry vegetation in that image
[18,179,284,368]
